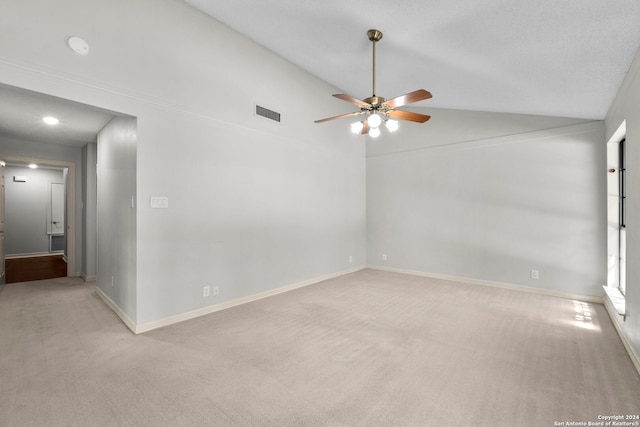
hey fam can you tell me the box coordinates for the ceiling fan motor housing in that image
[363,96,386,108]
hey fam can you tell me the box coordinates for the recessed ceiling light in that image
[43,116,59,125]
[28,164,38,169]
[67,36,89,55]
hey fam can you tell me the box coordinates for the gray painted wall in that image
[82,143,98,279]
[605,46,640,360]
[4,165,64,256]
[367,109,606,297]
[97,117,137,321]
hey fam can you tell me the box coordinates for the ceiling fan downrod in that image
[367,29,383,100]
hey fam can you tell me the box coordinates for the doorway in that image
[1,157,76,279]
[0,82,134,288]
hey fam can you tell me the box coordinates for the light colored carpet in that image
[0,270,638,426]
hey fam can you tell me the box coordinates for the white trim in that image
[607,120,626,146]
[95,286,137,333]
[606,125,625,290]
[81,273,96,282]
[134,266,366,334]
[367,264,604,304]
[604,297,640,376]
[603,286,625,317]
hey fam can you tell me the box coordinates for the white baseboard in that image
[134,266,366,334]
[604,297,640,376]
[81,273,97,282]
[95,287,137,334]
[367,265,604,304]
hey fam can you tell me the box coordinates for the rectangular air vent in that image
[255,105,281,123]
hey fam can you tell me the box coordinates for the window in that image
[618,138,626,295]
[604,122,626,319]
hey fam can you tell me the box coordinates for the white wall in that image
[605,46,640,360]
[97,117,137,321]
[0,0,366,326]
[367,108,606,297]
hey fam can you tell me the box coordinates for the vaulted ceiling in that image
[186,0,640,120]
[2,1,640,149]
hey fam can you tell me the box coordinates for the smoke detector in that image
[67,36,89,55]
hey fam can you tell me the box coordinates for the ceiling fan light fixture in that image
[351,121,364,134]
[314,29,432,133]
[385,119,399,132]
[367,113,382,128]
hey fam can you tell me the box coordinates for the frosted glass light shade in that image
[367,113,382,128]
[351,121,364,134]
[385,119,399,132]
[369,127,381,138]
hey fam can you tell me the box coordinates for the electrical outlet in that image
[213,286,219,296]
[349,255,353,263]
[530,269,539,280]
[382,254,387,261]
[203,286,210,297]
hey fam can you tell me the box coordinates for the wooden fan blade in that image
[383,89,432,109]
[333,94,372,108]
[361,120,370,134]
[314,111,365,123]
[387,109,431,123]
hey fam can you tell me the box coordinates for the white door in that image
[50,182,65,234]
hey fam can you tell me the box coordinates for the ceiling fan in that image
[315,29,432,137]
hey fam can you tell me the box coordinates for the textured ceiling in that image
[186,0,640,120]
[0,83,115,148]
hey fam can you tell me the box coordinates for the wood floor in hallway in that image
[5,254,67,283]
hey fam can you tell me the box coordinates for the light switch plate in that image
[150,196,169,209]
